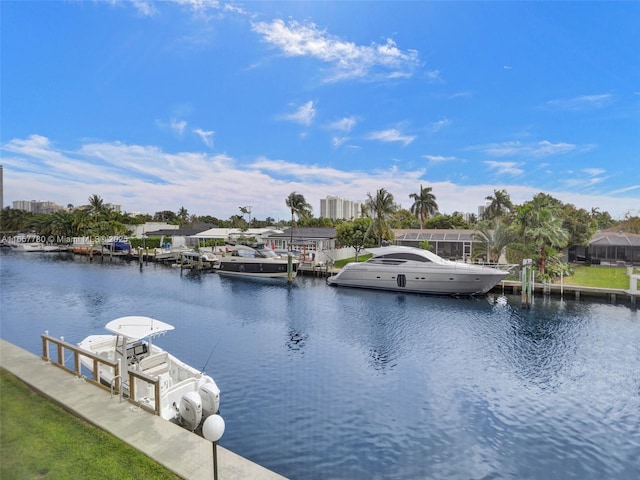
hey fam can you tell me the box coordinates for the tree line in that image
[2,188,638,280]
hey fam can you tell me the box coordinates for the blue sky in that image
[1,1,638,221]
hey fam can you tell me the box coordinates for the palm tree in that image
[177,206,189,224]
[525,207,569,274]
[285,192,312,249]
[360,204,370,218]
[88,194,104,216]
[0,207,31,232]
[50,210,76,238]
[409,184,438,229]
[515,196,569,274]
[365,188,396,246]
[239,206,252,225]
[472,220,517,263]
[484,189,513,221]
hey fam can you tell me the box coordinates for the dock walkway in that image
[492,280,638,306]
[0,339,287,480]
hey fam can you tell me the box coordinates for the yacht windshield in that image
[368,253,432,264]
[235,247,279,258]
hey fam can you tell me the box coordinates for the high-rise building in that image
[12,200,64,214]
[320,196,362,221]
[105,203,122,213]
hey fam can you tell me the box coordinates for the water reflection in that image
[286,328,308,352]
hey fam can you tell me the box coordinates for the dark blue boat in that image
[102,240,131,252]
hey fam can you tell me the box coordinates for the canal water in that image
[1,251,639,479]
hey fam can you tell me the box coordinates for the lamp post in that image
[202,414,225,480]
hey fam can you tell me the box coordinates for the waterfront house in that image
[392,229,478,261]
[267,228,337,256]
[192,227,285,249]
[568,231,640,266]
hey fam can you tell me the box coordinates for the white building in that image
[128,222,179,238]
[12,200,64,214]
[478,200,491,220]
[320,196,362,221]
[193,227,284,245]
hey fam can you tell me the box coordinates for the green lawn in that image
[0,368,180,480]
[334,253,371,268]
[563,266,636,289]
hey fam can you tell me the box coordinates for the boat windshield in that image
[234,248,279,259]
[367,253,433,264]
[257,248,279,258]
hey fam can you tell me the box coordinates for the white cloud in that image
[545,94,615,110]
[332,136,349,148]
[367,128,415,146]
[583,168,605,177]
[249,157,358,182]
[532,140,577,157]
[426,70,442,82]
[3,135,636,221]
[449,91,473,99]
[168,0,223,15]
[472,140,582,158]
[327,116,356,132]
[423,155,455,163]
[157,118,188,137]
[609,185,640,195]
[430,118,451,133]
[484,161,524,176]
[252,19,420,81]
[131,0,157,16]
[194,128,214,148]
[282,101,316,126]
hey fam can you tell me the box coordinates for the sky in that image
[1,1,639,222]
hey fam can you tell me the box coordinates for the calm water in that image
[1,251,639,479]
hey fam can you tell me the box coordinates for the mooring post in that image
[521,259,533,308]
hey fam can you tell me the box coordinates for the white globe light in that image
[202,414,225,443]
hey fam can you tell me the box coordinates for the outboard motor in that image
[199,382,221,419]
[178,391,202,431]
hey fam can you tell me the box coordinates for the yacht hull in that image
[327,265,506,295]
[217,258,298,278]
[327,246,508,296]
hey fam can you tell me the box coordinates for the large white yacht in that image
[327,245,508,296]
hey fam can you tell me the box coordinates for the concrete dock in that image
[0,339,287,480]
[492,279,639,306]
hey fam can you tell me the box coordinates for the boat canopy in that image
[105,316,175,341]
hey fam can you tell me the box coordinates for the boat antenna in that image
[201,337,221,374]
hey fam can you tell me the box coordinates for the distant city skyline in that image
[1,2,638,220]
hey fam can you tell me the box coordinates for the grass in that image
[563,265,636,289]
[0,368,180,480]
[334,253,371,268]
